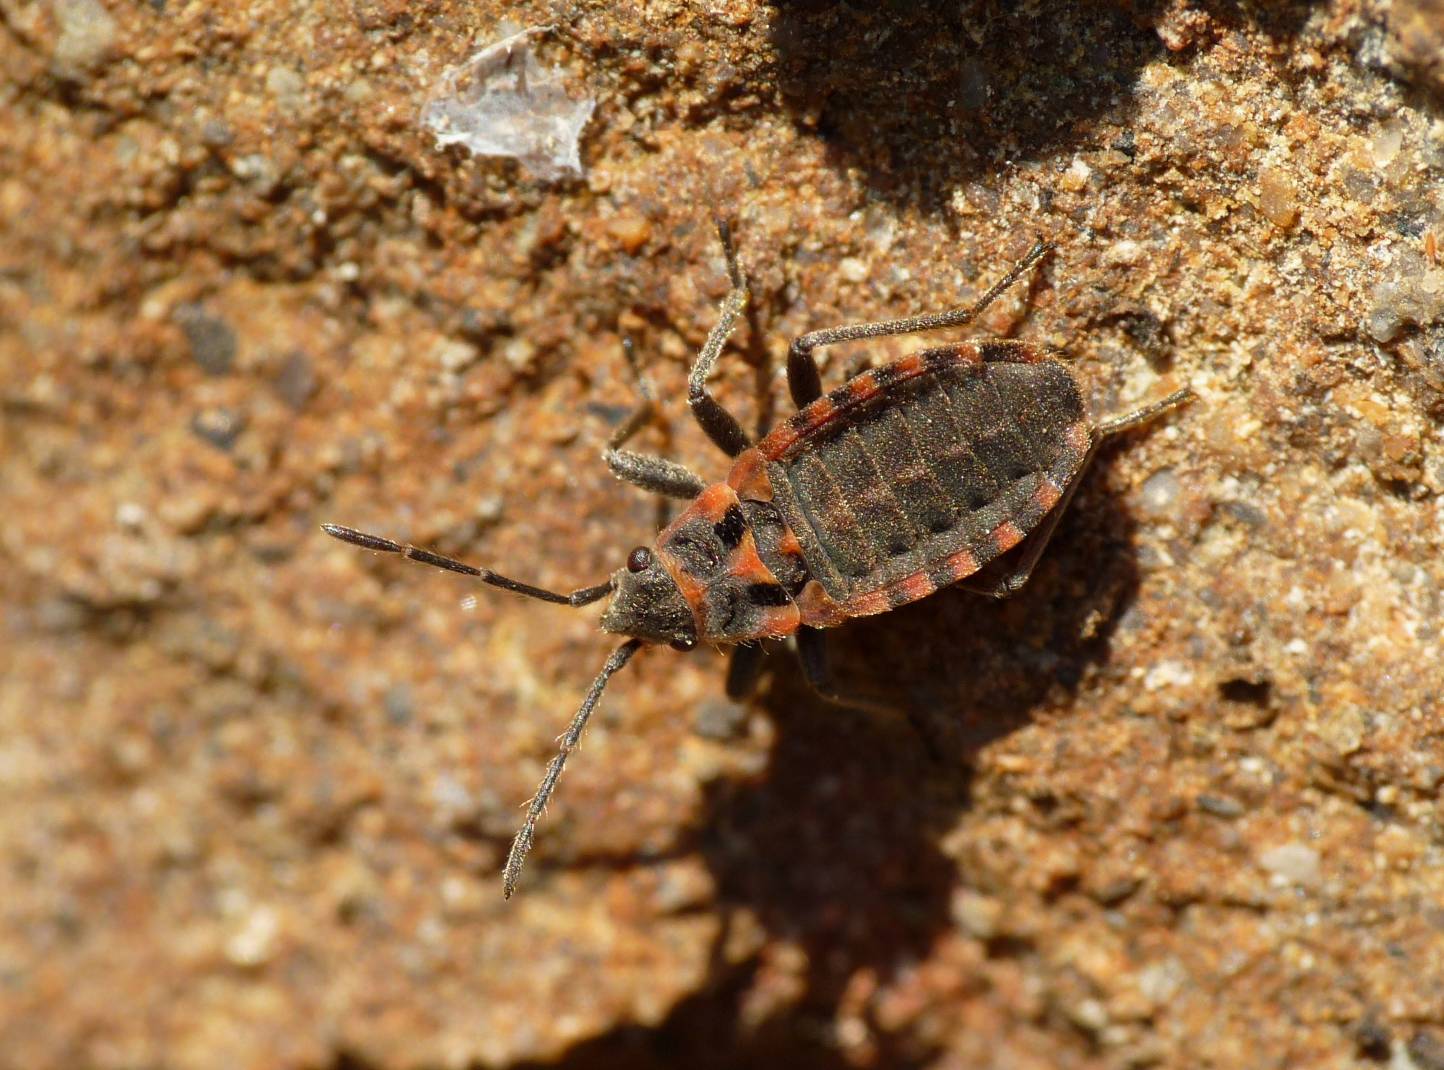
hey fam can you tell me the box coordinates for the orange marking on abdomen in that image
[760,396,840,460]
[754,604,802,639]
[800,395,839,429]
[757,422,799,461]
[1033,477,1063,513]
[894,351,926,377]
[797,580,849,628]
[778,528,805,559]
[939,546,979,583]
[844,371,882,405]
[842,589,890,618]
[1064,421,1092,455]
[992,520,1025,553]
[887,571,936,606]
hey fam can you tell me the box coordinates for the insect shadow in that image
[517,445,1147,1068]
[327,224,1181,1060]
[769,0,1327,209]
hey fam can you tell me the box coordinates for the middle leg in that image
[725,642,768,701]
[797,627,946,760]
[603,338,708,500]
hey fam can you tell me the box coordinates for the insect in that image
[324,225,1189,897]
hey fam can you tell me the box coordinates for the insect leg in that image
[604,338,707,500]
[796,625,904,712]
[320,525,615,606]
[606,450,707,500]
[956,386,1192,598]
[724,642,768,701]
[797,627,944,759]
[1094,387,1193,438]
[503,638,644,898]
[794,625,865,708]
[955,451,1096,599]
[786,240,1054,408]
[686,220,752,458]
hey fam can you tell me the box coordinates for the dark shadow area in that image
[768,0,1326,209]
[521,442,1151,1067]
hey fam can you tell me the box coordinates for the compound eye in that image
[626,546,653,573]
[670,634,697,653]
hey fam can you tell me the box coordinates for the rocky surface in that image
[3,1,1442,1067]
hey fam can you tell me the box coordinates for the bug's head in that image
[600,546,698,651]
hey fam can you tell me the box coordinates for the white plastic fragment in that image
[420,26,596,182]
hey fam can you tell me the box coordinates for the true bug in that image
[324,225,1189,897]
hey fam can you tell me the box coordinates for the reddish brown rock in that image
[3,2,1442,1068]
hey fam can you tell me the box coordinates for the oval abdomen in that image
[760,345,1090,615]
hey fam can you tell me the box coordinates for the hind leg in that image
[957,386,1193,599]
[785,240,1053,407]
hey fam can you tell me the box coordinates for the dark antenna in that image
[321,524,615,606]
[503,638,644,898]
[320,523,640,896]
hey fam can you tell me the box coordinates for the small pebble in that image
[1217,499,1267,528]
[265,66,306,108]
[200,119,234,148]
[1259,842,1321,886]
[273,350,317,409]
[1258,169,1298,228]
[1368,303,1404,344]
[1196,794,1245,818]
[1137,959,1185,1005]
[226,905,280,967]
[951,889,1003,940]
[501,337,536,371]
[382,682,414,726]
[52,0,117,72]
[1137,468,1180,520]
[176,305,238,376]
[191,407,246,451]
[606,211,652,254]
[434,337,479,374]
[1060,156,1092,192]
[1067,998,1110,1034]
